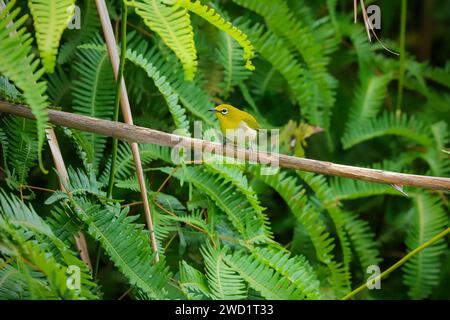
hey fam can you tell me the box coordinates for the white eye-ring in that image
[221,108,228,115]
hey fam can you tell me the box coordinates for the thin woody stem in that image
[342,227,450,300]
[95,0,159,262]
[107,0,128,198]
[1,100,449,191]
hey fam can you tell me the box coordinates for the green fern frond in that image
[249,59,284,99]
[330,179,403,201]
[201,242,247,300]
[2,116,38,186]
[341,20,375,67]
[233,0,337,131]
[0,193,98,299]
[0,75,22,102]
[83,40,192,131]
[0,0,49,173]
[127,0,198,80]
[0,189,53,237]
[28,0,75,72]
[62,167,105,199]
[62,128,96,171]
[179,260,212,299]
[0,260,32,299]
[57,0,100,64]
[169,75,216,125]
[225,248,308,299]
[342,112,432,149]
[46,205,83,245]
[158,166,263,240]
[115,175,186,214]
[170,166,271,242]
[175,0,255,71]
[402,194,449,299]
[423,64,450,89]
[127,38,216,125]
[44,167,106,205]
[241,24,310,110]
[0,190,98,297]
[72,46,116,172]
[66,195,172,299]
[164,209,209,234]
[205,162,267,224]
[298,173,352,293]
[113,173,187,253]
[346,72,393,126]
[100,142,172,183]
[0,126,7,169]
[251,168,349,297]
[249,246,323,299]
[251,169,330,260]
[52,168,174,298]
[341,211,381,271]
[0,224,80,299]
[419,121,450,176]
[46,67,72,106]
[126,47,190,132]
[326,0,338,29]
[216,30,252,96]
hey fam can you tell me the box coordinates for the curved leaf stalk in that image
[343,227,450,300]
[175,0,255,71]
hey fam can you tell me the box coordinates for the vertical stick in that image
[396,0,407,117]
[95,0,159,261]
[360,0,371,42]
[107,1,127,198]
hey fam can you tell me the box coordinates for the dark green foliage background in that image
[0,0,449,300]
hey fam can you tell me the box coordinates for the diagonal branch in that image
[46,128,92,270]
[1,100,449,191]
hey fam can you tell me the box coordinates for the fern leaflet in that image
[402,194,449,299]
[28,0,75,72]
[127,0,198,80]
[0,0,49,172]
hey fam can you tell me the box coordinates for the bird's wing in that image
[241,113,260,129]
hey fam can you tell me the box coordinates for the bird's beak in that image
[209,108,217,113]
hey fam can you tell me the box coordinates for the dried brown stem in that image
[46,128,93,270]
[1,101,449,191]
[94,0,159,261]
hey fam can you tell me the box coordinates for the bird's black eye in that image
[221,108,228,115]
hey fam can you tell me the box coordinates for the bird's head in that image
[209,104,240,121]
[209,104,260,131]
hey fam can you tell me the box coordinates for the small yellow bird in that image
[209,104,260,145]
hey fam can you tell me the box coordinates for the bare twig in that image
[1,101,449,191]
[46,129,93,270]
[95,0,159,261]
[356,0,399,56]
